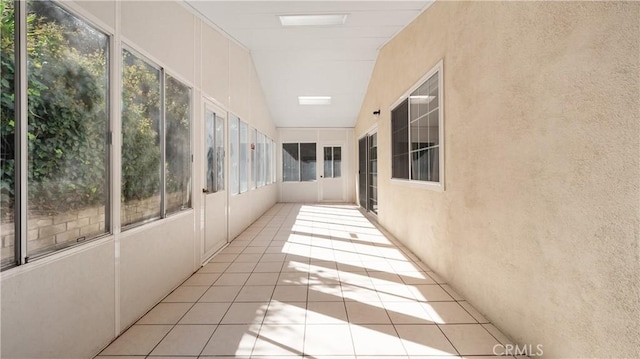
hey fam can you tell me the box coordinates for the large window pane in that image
[230,116,239,194]
[250,128,256,190]
[25,1,109,258]
[1,0,15,267]
[333,147,341,178]
[256,132,266,187]
[239,121,248,193]
[300,143,316,181]
[215,114,224,191]
[122,49,161,227]
[324,147,332,178]
[391,99,409,179]
[205,110,215,192]
[165,75,191,214]
[282,143,299,182]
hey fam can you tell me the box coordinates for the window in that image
[250,128,256,190]
[121,49,161,227]
[229,115,239,195]
[323,146,342,178]
[165,75,191,214]
[257,132,266,187]
[391,61,443,187]
[282,143,316,182]
[2,0,110,268]
[205,108,224,193]
[239,120,248,193]
[121,49,192,228]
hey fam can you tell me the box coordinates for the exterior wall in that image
[0,1,278,358]
[354,2,639,357]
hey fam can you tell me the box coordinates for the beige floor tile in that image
[408,285,455,302]
[210,253,239,263]
[307,284,343,302]
[263,301,307,324]
[235,285,275,302]
[341,284,381,302]
[345,301,390,324]
[242,246,267,254]
[182,273,220,286]
[246,272,280,285]
[398,271,437,285]
[225,261,258,273]
[178,302,231,324]
[384,301,434,324]
[214,272,251,286]
[198,262,231,273]
[395,324,457,355]
[306,301,348,324]
[199,285,242,302]
[254,261,285,272]
[460,301,490,323]
[100,325,172,355]
[439,324,501,356]
[137,302,192,324]
[272,285,308,301]
[277,272,309,286]
[261,253,287,262]
[235,253,263,262]
[162,286,208,303]
[349,324,407,356]
[252,324,305,356]
[221,302,268,324]
[304,324,354,356]
[377,284,421,302]
[482,323,515,345]
[441,284,465,300]
[150,324,216,356]
[201,324,260,356]
[423,302,477,324]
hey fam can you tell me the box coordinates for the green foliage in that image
[121,49,161,201]
[1,0,108,216]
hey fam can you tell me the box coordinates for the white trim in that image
[389,59,445,192]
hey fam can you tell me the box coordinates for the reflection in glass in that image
[283,143,299,182]
[1,0,16,267]
[215,113,224,191]
[239,121,248,193]
[230,116,239,194]
[121,49,161,227]
[206,111,215,192]
[333,147,341,178]
[25,0,110,258]
[300,143,316,181]
[165,75,191,214]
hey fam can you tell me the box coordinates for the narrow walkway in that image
[98,203,516,358]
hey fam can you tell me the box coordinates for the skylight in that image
[279,14,348,27]
[298,96,332,105]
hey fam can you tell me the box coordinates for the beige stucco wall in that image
[354,2,639,357]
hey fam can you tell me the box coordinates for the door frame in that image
[319,143,346,202]
[358,126,378,215]
[201,99,229,264]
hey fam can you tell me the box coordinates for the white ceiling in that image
[185,1,432,128]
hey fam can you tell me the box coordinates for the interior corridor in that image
[97,203,515,358]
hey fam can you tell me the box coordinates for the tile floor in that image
[97,203,518,359]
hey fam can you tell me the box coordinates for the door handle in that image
[202,188,210,194]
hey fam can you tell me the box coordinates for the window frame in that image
[389,59,444,191]
[120,44,194,230]
[282,142,317,183]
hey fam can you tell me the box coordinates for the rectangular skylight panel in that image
[298,96,331,105]
[279,14,348,27]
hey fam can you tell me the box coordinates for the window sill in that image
[390,178,444,192]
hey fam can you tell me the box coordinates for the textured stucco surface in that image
[354,2,639,357]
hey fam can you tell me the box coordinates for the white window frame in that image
[389,59,444,191]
